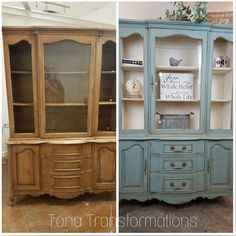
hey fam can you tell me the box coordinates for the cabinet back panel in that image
[13,106,35,133]
[155,36,202,67]
[45,106,87,132]
[122,34,143,60]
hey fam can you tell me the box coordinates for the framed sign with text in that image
[207,12,233,24]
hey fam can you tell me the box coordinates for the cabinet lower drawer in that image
[151,156,204,172]
[151,141,204,155]
[50,156,92,173]
[150,173,204,193]
[41,143,92,157]
[51,172,92,191]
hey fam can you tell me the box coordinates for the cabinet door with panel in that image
[206,141,232,192]
[119,141,148,193]
[119,25,149,134]
[93,143,116,190]
[38,35,96,138]
[150,29,207,134]
[94,37,116,135]
[207,32,233,134]
[11,145,40,191]
[3,35,38,137]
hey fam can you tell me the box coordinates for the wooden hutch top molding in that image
[2,27,115,36]
[119,19,233,31]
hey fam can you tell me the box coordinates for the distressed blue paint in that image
[119,20,233,204]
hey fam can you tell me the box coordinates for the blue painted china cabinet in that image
[119,20,233,204]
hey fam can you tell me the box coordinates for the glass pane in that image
[44,40,90,72]
[155,35,202,130]
[11,74,33,103]
[100,74,116,102]
[101,41,116,71]
[14,106,34,133]
[46,106,87,133]
[45,73,88,103]
[9,40,35,133]
[98,41,116,132]
[121,34,144,130]
[43,40,91,133]
[9,40,32,71]
[210,38,232,130]
[98,105,116,131]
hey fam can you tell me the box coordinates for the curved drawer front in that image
[151,156,204,172]
[50,156,92,173]
[41,143,92,157]
[150,173,204,193]
[51,172,92,192]
[151,141,204,155]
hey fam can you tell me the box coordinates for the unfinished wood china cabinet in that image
[3,27,116,205]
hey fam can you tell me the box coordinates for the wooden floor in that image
[2,162,116,233]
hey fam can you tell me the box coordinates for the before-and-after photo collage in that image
[1,0,234,234]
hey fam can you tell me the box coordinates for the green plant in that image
[164,2,208,23]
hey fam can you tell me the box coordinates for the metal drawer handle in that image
[170,162,175,167]
[169,162,187,169]
[170,182,187,189]
[182,145,187,150]
[170,144,175,150]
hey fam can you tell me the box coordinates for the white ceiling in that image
[2,1,116,28]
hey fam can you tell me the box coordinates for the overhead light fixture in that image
[35,1,70,14]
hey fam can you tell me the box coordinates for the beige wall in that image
[119,2,233,20]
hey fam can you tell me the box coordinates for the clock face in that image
[125,79,142,94]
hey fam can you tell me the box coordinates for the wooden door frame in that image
[37,34,96,138]
[93,36,116,136]
[3,34,39,138]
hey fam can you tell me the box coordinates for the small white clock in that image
[125,79,142,98]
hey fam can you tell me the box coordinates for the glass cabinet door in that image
[95,37,116,134]
[4,35,38,136]
[120,29,147,133]
[39,36,95,136]
[151,30,207,133]
[209,35,233,131]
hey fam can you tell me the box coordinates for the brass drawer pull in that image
[182,162,187,167]
[182,181,186,187]
[182,145,187,150]
[170,144,175,150]
[170,182,175,187]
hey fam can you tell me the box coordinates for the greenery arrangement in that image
[164,2,208,23]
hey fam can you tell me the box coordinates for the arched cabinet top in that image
[3,35,34,46]
[119,26,146,38]
[38,35,96,45]
[210,32,233,42]
[150,28,207,41]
